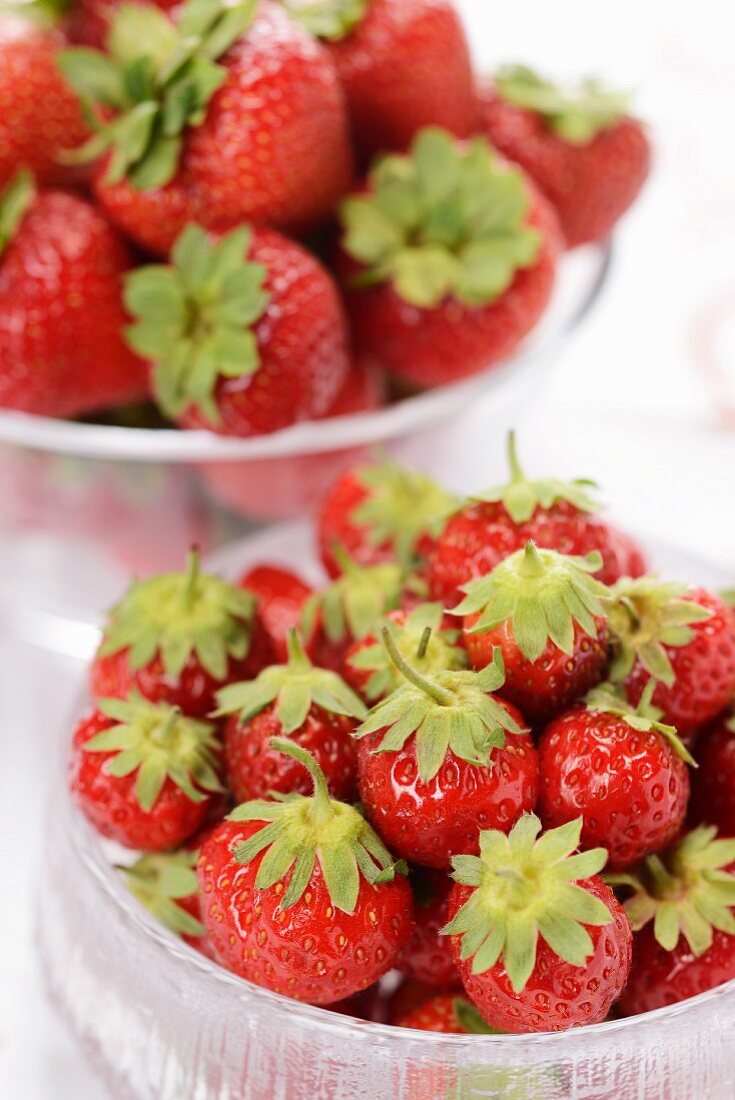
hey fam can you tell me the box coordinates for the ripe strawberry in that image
[0,14,89,190]
[396,994,499,1034]
[400,868,457,988]
[60,0,353,255]
[0,173,148,418]
[444,814,632,1033]
[607,578,735,739]
[477,66,651,248]
[70,696,222,851]
[387,977,456,1023]
[69,0,181,49]
[344,603,466,703]
[538,684,693,870]
[124,223,349,437]
[612,828,735,1016]
[455,542,609,724]
[428,433,646,607]
[337,128,559,388]
[355,632,538,868]
[689,714,735,837]
[238,565,315,663]
[283,0,476,161]
[197,739,413,1003]
[121,846,215,958]
[90,549,273,718]
[318,458,455,578]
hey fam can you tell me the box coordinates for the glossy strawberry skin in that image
[464,614,609,726]
[396,994,468,1033]
[197,818,414,1004]
[400,869,457,987]
[0,190,149,418]
[95,3,353,256]
[477,80,651,248]
[356,703,538,868]
[688,717,735,836]
[0,16,89,190]
[223,705,358,804]
[238,565,315,663]
[449,875,632,1033]
[622,590,735,740]
[68,0,180,49]
[617,923,735,1017]
[339,187,559,389]
[70,710,212,851]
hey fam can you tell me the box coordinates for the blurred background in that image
[2,0,734,1095]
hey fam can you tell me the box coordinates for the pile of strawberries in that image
[1,0,650,434]
[70,436,735,1035]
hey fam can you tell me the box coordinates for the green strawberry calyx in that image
[214,628,367,729]
[584,682,696,765]
[229,739,406,913]
[301,545,412,644]
[0,170,36,258]
[340,127,541,310]
[99,547,258,681]
[347,603,466,702]
[495,64,630,146]
[453,541,608,663]
[442,813,612,994]
[124,223,270,425]
[349,458,457,569]
[355,628,523,782]
[121,849,205,937]
[282,0,368,40]
[606,827,735,958]
[607,575,712,688]
[84,694,222,810]
[58,0,257,189]
[472,432,601,524]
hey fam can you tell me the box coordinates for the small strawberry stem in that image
[270,738,334,824]
[331,541,356,576]
[381,627,453,706]
[416,626,432,660]
[518,540,545,579]
[183,547,201,609]
[507,431,525,483]
[154,707,181,746]
[286,628,311,669]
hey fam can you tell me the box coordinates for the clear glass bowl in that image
[0,244,609,658]
[38,521,735,1100]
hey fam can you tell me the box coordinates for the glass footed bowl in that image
[38,521,735,1100]
[0,244,609,659]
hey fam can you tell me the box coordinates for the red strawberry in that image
[69,0,181,49]
[0,173,148,418]
[285,0,476,161]
[215,629,365,802]
[124,222,348,436]
[689,714,735,837]
[455,542,609,724]
[121,846,215,959]
[613,828,735,1016]
[61,0,353,255]
[238,565,315,663]
[197,739,413,1003]
[477,67,651,248]
[90,549,273,718]
[445,814,632,1033]
[337,128,559,388]
[607,578,735,739]
[70,696,222,851]
[538,684,693,870]
[355,632,538,868]
[396,994,499,1034]
[387,976,456,1023]
[318,458,455,578]
[0,14,89,190]
[428,433,645,607]
[400,869,457,988]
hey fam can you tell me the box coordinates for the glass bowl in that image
[38,521,735,1100]
[0,244,609,659]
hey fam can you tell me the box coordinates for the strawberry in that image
[477,66,651,248]
[238,564,315,663]
[123,222,349,437]
[215,629,365,802]
[60,0,353,255]
[283,0,476,161]
[444,814,632,1033]
[120,846,215,958]
[90,549,273,718]
[396,994,499,1034]
[387,976,456,1023]
[337,128,559,388]
[689,714,735,837]
[454,542,609,724]
[0,172,148,418]
[344,603,466,703]
[70,696,222,851]
[355,632,537,868]
[538,684,693,870]
[197,739,413,1003]
[612,828,735,1016]
[607,578,735,739]
[318,458,455,578]
[428,433,645,607]
[0,13,89,189]
[68,0,181,49]
[400,868,457,988]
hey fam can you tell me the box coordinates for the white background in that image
[2,1,734,1095]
